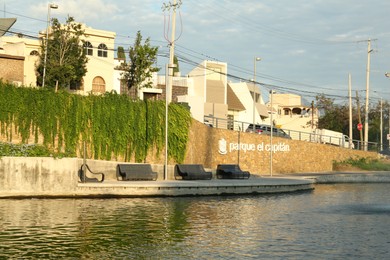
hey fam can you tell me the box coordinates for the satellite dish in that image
[0,18,17,37]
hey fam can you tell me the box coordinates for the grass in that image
[333,157,390,171]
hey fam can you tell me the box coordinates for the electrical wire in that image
[1,6,388,103]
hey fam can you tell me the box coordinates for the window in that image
[83,41,93,56]
[98,43,108,57]
[92,76,105,93]
[30,50,39,56]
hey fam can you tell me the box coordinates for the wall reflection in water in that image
[0,184,389,259]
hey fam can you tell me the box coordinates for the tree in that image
[368,100,390,148]
[173,55,179,75]
[122,31,159,97]
[117,46,126,62]
[37,16,88,92]
[316,94,348,133]
[315,93,390,147]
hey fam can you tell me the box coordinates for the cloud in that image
[31,0,120,22]
[289,49,306,56]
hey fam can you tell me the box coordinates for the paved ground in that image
[76,176,315,197]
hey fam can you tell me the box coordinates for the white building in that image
[1,23,116,95]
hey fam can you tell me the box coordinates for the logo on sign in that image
[218,138,227,154]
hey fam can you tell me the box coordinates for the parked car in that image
[245,124,292,139]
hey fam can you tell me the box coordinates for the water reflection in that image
[0,184,389,259]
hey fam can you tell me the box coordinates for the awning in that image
[226,84,245,111]
[256,103,269,118]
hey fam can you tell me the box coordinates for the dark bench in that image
[216,164,250,179]
[116,164,158,181]
[174,164,212,180]
[78,164,105,183]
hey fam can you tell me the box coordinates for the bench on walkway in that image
[116,164,158,181]
[216,164,250,179]
[174,164,212,180]
[78,164,105,183]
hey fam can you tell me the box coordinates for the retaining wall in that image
[185,120,378,174]
[0,119,378,176]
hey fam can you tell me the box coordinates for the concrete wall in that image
[0,119,378,180]
[0,156,175,197]
[184,120,377,174]
[0,157,78,197]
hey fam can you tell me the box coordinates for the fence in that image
[203,115,379,151]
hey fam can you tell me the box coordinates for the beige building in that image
[1,21,317,137]
[228,81,269,129]
[266,93,318,139]
[0,23,116,95]
[74,24,116,94]
[162,60,270,130]
[0,36,40,86]
[178,60,229,122]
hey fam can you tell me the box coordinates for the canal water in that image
[0,183,389,259]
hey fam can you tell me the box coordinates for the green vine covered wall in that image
[0,82,191,163]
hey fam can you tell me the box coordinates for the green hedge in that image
[0,82,191,162]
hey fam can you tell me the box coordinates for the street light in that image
[269,90,275,176]
[42,3,58,88]
[252,57,261,131]
[386,72,390,148]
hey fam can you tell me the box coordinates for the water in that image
[0,184,389,259]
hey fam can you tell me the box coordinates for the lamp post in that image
[42,3,58,88]
[165,63,177,181]
[252,57,261,130]
[386,72,390,149]
[270,90,274,176]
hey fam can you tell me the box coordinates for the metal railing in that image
[203,115,379,151]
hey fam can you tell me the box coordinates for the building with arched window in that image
[266,93,319,139]
[0,23,116,95]
[72,25,116,94]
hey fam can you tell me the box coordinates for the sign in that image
[218,138,291,155]
[357,123,363,131]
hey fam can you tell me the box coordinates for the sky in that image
[2,0,390,104]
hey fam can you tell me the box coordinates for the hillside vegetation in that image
[0,82,191,163]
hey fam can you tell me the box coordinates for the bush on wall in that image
[0,81,191,162]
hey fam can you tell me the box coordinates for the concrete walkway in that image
[76,177,315,197]
[73,171,390,198]
[288,171,390,183]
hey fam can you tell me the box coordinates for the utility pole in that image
[380,98,383,151]
[348,74,353,149]
[163,0,181,103]
[311,101,314,129]
[163,0,181,180]
[356,91,363,149]
[363,39,374,151]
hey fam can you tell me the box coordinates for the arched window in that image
[97,43,108,57]
[30,50,39,56]
[83,41,93,56]
[92,76,106,93]
[292,107,302,115]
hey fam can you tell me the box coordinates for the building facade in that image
[0,36,40,86]
[0,24,116,95]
